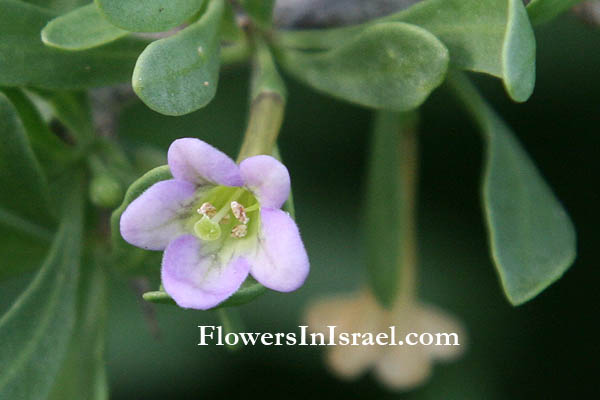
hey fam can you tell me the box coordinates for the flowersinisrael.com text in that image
[198,326,461,347]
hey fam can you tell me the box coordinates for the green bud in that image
[89,174,123,208]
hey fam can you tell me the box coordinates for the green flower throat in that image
[190,186,259,243]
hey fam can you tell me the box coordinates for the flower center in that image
[191,187,259,242]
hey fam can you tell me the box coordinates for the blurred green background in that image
[2,14,598,400]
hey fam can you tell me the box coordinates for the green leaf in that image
[23,0,88,13]
[241,0,275,27]
[132,0,224,115]
[0,88,70,174]
[95,0,204,33]
[0,178,84,399]
[32,90,94,144]
[279,22,449,111]
[220,1,243,42]
[365,111,418,308]
[502,0,536,102]
[0,0,147,89]
[527,0,584,25]
[42,3,127,51]
[48,254,108,400]
[449,71,576,305]
[279,0,537,102]
[0,93,53,227]
[0,224,50,281]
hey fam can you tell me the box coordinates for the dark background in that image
[112,15,599,399]
[2,13,596,400]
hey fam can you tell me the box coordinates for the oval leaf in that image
[483,120,575,304]
[279,0,536,102]
[42,3,127,50]
[0,0,147,89]
[450,72,576,306]
[280,22,449,111]
[23,0,88,13]
[95,0,204,33]
[132,0,224,115]
[503,0,536,102]
[527,0,583,25]
[0,179,83,399]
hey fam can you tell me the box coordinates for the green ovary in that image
[194,216,222,241]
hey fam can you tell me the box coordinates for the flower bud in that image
[89,173,123,208]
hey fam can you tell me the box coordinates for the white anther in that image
[231,201,249,224]
[231,224,248,238]
[198,202,217,218]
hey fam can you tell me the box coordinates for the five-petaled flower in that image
[120,138,309,310]
[305,290,465,390]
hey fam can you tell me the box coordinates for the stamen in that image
[220,214,231,224]
[198,202,217,218]
[231,201,249,224]
[210,188,245,224]
[231,224,248,238]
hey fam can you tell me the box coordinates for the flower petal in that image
[248,208,309,292]
[305,296,357,335]
[373,340,432,390]
[370,304,434,390]
[168,138,243,186]
[120,179,197,250]
[322,291,386,379]
[418,303,466,361]
[161,235,251,309]
[239,155,290,209]
[327,340,383,380]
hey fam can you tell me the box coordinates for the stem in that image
[366,111,419,308]
[221,41,251,66]
[395,115,419,307]
[217,308,245,351]
[236,93,285,161]
[236,37,286,162]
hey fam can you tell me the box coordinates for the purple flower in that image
[120,138,309,309]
